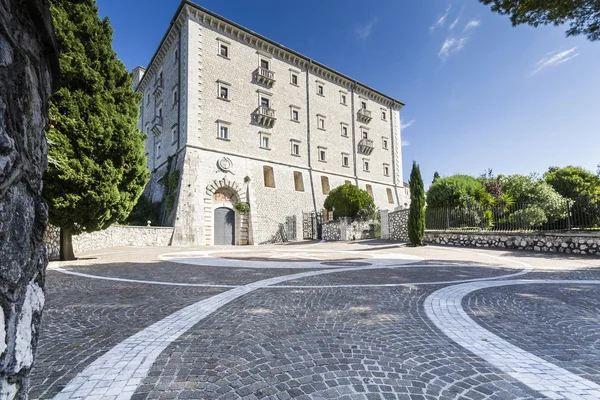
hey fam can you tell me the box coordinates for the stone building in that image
[133,0,409,246]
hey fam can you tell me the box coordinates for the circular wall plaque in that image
[217,157,233,172]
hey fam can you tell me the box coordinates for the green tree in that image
[479,0,600,41]
[408,161,425,245]
[324,184,375,220]
[432,171,441,184]
[44,0,148,260]
[544,166,600,200]
[426,175,485,208]
[501,174,567,221]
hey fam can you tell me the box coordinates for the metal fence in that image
[425,197,600,232]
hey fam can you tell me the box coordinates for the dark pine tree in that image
[408,161,426,246]
[44,0,148,260]
[432,171,441,184]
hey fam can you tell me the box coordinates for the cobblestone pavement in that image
[30,242,600,399]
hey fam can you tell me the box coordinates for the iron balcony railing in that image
[357,108,372,123]
[357,138,374,155]
[255,66,275,87]
[254,105,276,128]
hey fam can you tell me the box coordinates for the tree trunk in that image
[59,228,76,261]
[0,0,60,398]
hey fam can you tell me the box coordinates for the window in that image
[290,71,299,86]
[260,59,270,70]
[217,120,230,140]
[174,49,178,61]
[342,153,349,168]
[382,137,389,150]
[387,188,394,204]
[363,159,370,172]
[318,147,327,162]
[362,130,368,139]
[157,107,162,118]
[340,92,347,105]
[260,133,270,149]
[147,93,150,104]
[317,83,324,96]
[217,38,231,58]
[290,106,300,122]
[294,171,304,192]
[366,184,373,198]
[158,71,163,86]
[261,96,270,108]
[290,140,301,156]
[317,115,326,130]
[263,166,275,188]
[381,110,387,121]
[173,89,179,105]
[321,176,330,195]
[171,128,177,144]
[217,81,231,101]
[155,140,162,160]
[340,124,348,137]
[383,164,390,176]
[361,101,367,109]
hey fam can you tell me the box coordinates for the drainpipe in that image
[350,83,358,185]
[389,104,400,206]
[305,61,318,214]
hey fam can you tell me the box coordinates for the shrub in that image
[324,184,375,220]
[234,201,250,214]
[426,175,485,208]
[125,195,162,226]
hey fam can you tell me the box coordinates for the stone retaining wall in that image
[425,231,600,255]
[322,219,375,241]
[45,225,174,259]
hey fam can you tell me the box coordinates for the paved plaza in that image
[30,241,600,400]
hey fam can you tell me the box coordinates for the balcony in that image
[151,115,163,136]
[254,105,276,128]
[153,77,163,97]
[357,138,374,155]
[254,66,275,87]
[357,108,372,124]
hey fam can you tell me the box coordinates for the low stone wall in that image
[322,219,375,241]
[425,231,600,255]
[389,210,409,241]
[45,225,174,259]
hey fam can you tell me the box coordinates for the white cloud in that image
[439,37,468,59]
[356,17,378,40]
[400,119,415,130]
[401,140,410,147]
[531,47,579,75]
[449,17,460,30]
[430,5,451,31]
[438,20,481,60]
[463,19,481,32]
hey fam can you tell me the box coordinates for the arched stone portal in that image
[205,177,250,246]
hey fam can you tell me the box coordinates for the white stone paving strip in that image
[425,279,600,400]
[52,257,423,400]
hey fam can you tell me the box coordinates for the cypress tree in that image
[44,0,148,260]
[408,161,426,245]
[432,171,441,184]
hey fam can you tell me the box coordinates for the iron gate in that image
[286,216,297,241]
[302,211,323,240]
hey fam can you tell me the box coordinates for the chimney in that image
[132,66,146,91]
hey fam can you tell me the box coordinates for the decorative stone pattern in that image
[0,1,59,397]
[425,231,600,255]
[322,222,341,241]
[388,209,409,241]
[45,226,174,259]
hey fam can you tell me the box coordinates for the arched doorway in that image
[214,207,235,245]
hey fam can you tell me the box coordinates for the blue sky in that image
[98,0,600,186]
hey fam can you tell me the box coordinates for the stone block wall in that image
[389,209,409,241]
[45,226,174,259]
[322,219,375,241]
[322,222,341,241]
[425,231,600,255]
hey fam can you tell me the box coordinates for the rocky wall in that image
[45,226,174,259]
[425,231,600,255]
[389,209,409,241]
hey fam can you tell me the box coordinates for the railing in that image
[153,77,163,97]
[357,108,372,123]
[151,115,163,126]
[357,138,374,155]
[255,66,275,87]
[425,197,600,232]
[256,105,276,118]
